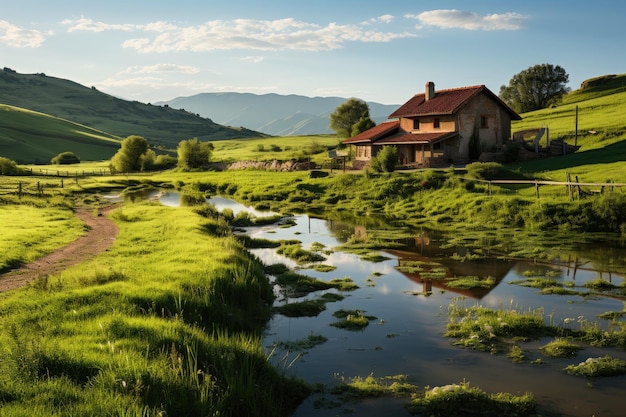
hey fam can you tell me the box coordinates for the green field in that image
[1,72,626,416]
[0,104,122,164]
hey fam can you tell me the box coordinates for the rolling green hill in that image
[512,73,626,151]
[0,104,122,164]
[0,68,265,150]
[509,73,626,181]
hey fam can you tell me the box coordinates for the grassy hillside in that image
[512,73,626,152]
[210,134,341,163]
[0,68,265,148]
[507,73,626,183]
[0,104,121,164]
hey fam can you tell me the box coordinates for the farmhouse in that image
[343,82,521,167]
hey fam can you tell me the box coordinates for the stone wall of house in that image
[457,92,512,160]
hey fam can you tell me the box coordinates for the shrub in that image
[0,157,23,175]
[370,146,398,173]
[465,162,505,180]
[50,151,80,165]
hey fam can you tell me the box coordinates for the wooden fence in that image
[26,167,112,177]
[465,172,626,200]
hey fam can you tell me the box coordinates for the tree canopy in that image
[330,98,375,137]
[177,137,213,170]
[51,151,80,165]
[110,135,150,173]
[499,64,570,113]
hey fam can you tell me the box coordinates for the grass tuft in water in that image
[540,338,582,358]
[564,355,626,377]
[274,299,328,317]
[447,276,495,289]
[405,381,536,417]
[330,374,418,398]
[330,309,377,331]
[507,345,527,363]
[274,334,329,351]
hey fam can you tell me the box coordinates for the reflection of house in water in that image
[389,249,513,299]
[387,234,515,299]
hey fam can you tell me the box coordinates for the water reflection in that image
[158,194,626,417]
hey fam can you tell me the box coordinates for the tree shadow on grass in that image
[508,140,626,175]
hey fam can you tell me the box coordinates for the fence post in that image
[18,181,22,199]
[535,181,539,198]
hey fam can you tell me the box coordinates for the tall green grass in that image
[0,206,83,272]
[0,203,308,416]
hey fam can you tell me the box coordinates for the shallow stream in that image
[161,192,626,416]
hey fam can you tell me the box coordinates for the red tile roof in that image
[342,120,399,144]
[389,85,521,120]
[376,131,457,145]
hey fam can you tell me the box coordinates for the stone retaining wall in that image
[227,160,313,171]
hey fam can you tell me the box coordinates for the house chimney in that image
[425,81,435,101]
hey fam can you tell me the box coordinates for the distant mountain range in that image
[157,93,399,136]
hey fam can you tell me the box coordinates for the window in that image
[413,119,420,130]
[434,118,440,129]
[480,115,488,128]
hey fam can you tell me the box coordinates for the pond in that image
[164,192,626,416]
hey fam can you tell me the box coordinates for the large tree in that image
[110,135,149,173]
[499,64,570,113]
[330,98,375,137]
[177,137,213,170]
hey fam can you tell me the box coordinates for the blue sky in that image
[1,0,625,104]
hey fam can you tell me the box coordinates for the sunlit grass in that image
[0,205,84,272]
[0,202,309,416]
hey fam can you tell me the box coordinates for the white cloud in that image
[240,56,264,63]
[63,17,139,32]
[121,64,200,74]
[363,14,395,25]
[0,20,46,47]
[407,9,528,31]
[64,16,416,53]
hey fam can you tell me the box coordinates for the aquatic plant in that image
[331,374,418,398]
[584,278,616,291]
[277,242,326,264]
[310,264,337,273]
[564,355,626,377]
[274,299,328,317]
[274,334,329,351]
[446,299,551,352]
[507,345,527,363]
[447,276,495,289]
[330,309,377,331]
[540,338,582,358]
[406,381,536,417]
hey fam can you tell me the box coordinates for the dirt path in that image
[0,207,119,292]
